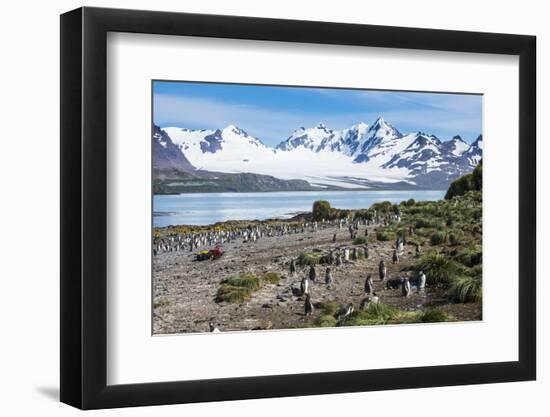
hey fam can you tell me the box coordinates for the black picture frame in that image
[60,6,536,410]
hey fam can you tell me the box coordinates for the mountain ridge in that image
[157,117,482,190]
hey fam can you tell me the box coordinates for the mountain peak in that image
[368,116,395,133]
[452,135,465,142]
[223,124,250,137]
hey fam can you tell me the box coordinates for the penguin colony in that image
[155,210,430,333]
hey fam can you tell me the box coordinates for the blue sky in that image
[153,81,482,146]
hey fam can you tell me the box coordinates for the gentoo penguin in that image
[392,249,399,264]
[325,267,333,286]
[379,260,387,281]
[209,322,220,333]
[400,277,411,297]
[309,265,317,282]
[417,270,426,290]
[300,276,309,296]
[343,248,350,262]
[289,259,296,275]
[364,274,374,294]
[304,294,314,316]
[336,303,354,321]
[360,292,380,310]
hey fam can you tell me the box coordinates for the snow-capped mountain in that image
[164,125,274,165]
[351,117,403,162]
[441,135,470,157]
[152,124,196,175]
[157,118,482,189]
[276,123,336,152]
[463,135,483,165]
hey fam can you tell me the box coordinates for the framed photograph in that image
[60,6,536,409]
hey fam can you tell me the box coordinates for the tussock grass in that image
[416,308,451,323]
[338,303,399,327]
[448,230,465,246]
[216,272,281,303]
[309,302,453,328]
[413,252,461,285]
[455,247,482,268]
[222,273,261,290]
[376,231,392,241]
[430,231,447,245]
[296,252,323,266]
[415,218,444,229]
[314,315,338,327]
[215,285,253,304]
[353,236,367,245]
[318,302,341,316]
[448,275,482,303]
[262,272,281,285]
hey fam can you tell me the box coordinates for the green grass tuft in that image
[338,303,400,327]
[318,302,341,316]
[314,315,338,327]
[430,231,447,245]
[376,231,392,241]
[222,273,261,290]
[296,252,323,266]
[413,252,461,285]
[262,272,281,285]
[416,308,451,323]
[448,275,482,303]
[215,285,253,303]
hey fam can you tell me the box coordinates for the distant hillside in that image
[445,160,482,199]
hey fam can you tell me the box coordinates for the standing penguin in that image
[363,246,369,259]
[364,274,374,294]
[300,276,309,296]
[400,277,411,297]
[343,248,350,262]
[335,253,342,267]
[379,260,387,281]
[309,265,317,282]
[325,267,333,286]
[289,259,296,275]
[336,303,354,321]
[397,240,404,253]
[360,292,380,310]
[352,247,358,261]
[304,294,314,316]
[332,232,337,243]
[392,249,399,264]
[416,244,422,256]
[209,322,220,333]
[417,270,426,291]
